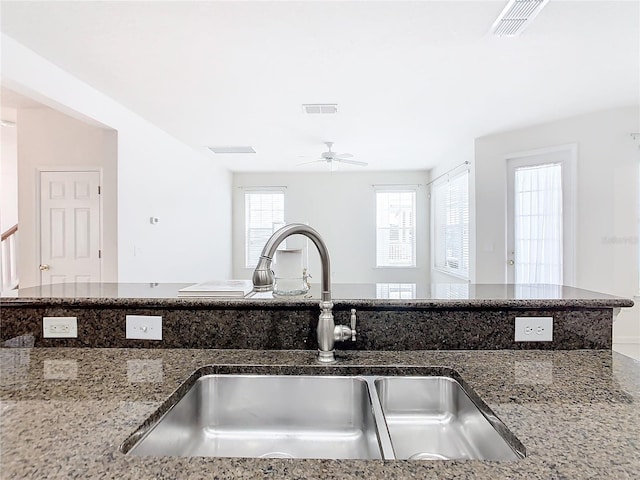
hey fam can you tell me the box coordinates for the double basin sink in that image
[121,366,525,461]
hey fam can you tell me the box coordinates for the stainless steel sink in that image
[125,374,383,459]
[121,369,525,461]
[375,376,523,460]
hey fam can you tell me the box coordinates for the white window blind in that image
[432,170,469,278]
[376,283,417,299]
[514,163,562,284]
[376,190,416,267]
[245,191,285,268]
[430,283,469,299]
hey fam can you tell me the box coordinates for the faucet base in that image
[316,349,337,364]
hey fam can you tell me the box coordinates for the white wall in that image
[16,107,118,287]
[2,34,233,284]
[474,106,640,343]
[233,171,430,284]
[0,107,18,233]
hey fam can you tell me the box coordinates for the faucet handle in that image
[350,309,357,342]
[333,308,358,343]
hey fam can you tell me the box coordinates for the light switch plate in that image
[43,316,78,338]
[514,316,553,342]
[126,315,162,340]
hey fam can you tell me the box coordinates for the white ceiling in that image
[1,1,638,172]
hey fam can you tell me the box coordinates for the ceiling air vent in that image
[302,104,338,114]
[490,0,550,37]
[207,146,256,154]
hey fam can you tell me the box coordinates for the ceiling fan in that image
[298,142,367,168]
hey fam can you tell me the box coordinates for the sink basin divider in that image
[362,376,396,460]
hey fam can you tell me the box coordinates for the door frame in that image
[504,143,577,286]
[36,167,104,285]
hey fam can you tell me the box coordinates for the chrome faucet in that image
[252,223,356,364]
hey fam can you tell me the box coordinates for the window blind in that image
[432,170,469,278]
[376,283,417,299]
[376,190,416,267]
[245,191,285,268]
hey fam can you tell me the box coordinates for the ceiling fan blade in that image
[336,153,354,159]
[337,158,368,166]
[297,159,324,166]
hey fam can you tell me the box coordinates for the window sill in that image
[374,266,418,269]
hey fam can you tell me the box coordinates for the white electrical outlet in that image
[514,316,553,342]
[43,317,78,338]
[126,315,162,340]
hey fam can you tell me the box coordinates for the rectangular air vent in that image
[490,0,550,37]
[207,146,256,154]
[302,104,338,114]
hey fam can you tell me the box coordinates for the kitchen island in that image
[1,348,639,479]
[1,283,633,350]
[1,283,637,478]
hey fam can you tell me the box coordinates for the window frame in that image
[244,189,285,269]
[505,144,577,286]
[375,188,417,268]
[431,169,470,279]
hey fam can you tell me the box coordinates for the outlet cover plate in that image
[127,359,164,383]
[43,316,78,338]
[514,316,553,342]
[43,359,79,380]
[126,315,162,340]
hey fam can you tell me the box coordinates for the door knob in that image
[39,264,50,271]
[508,260,515,266]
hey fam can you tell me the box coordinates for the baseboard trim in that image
[613,336,640,344]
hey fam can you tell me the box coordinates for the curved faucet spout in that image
[252,223,331,302]
[252,223,355,364]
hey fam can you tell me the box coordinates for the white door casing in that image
[39,170,102,285]
[506,145,577,286]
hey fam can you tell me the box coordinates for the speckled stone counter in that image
[1,283,633,350]
[1,348,639,479]
[2,282,634,308]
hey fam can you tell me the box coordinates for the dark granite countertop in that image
[1,282,633,309]
[1,347,638,479]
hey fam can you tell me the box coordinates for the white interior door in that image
[39,170,101,285]
[506,147,576,286]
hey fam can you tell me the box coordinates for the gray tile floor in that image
[613,343,640,361]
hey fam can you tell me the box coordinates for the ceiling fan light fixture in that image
[302,104,338,114]
[297,141,367,169]
[490,0,550,37]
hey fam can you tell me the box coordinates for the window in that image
[245,191,285,268]
[376,190,416,267]
[432,170,469,278]
[376,283,417,299]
